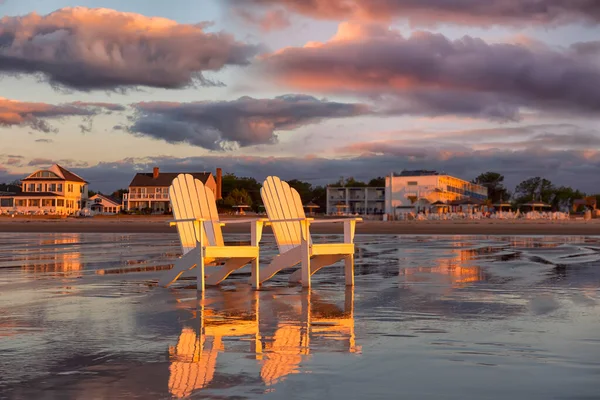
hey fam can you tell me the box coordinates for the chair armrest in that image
[266,218,314,224]
[218,218,269,225]
[310,218,363,224]
[168,217,205,227]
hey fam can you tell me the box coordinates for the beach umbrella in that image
[304,201,320,216]
[523,202,550,211]
[234,204,250,215]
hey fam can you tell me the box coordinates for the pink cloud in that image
[228,0,600,27]
[0,97,122,132]
[236,8,291,31]
[258,22,600,120]
[0,7,259,91]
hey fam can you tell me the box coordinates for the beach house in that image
[0,164,89,215]
[385,170,488,215]
[89,194,122,214]
[123,167,222,213]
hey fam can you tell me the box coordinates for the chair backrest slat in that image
[201,181,225,246]
[170,174,223,254]
[261,176,307,253]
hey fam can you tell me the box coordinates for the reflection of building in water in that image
[401,247,484,288]
[20,235,83,276]
[167,288,358,397]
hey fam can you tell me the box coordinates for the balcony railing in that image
[127,193,169,200]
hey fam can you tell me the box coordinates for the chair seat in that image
[311,243,354,256]
[204,245,259,259]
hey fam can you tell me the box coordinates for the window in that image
[407,181,418,186]
[0,198,13,207]
[33,171,59,178]
[17,199,26,207]
[67,184,73,193]
[49,184,57,192]
[80,185,84,193]
[57,184,63,192]
[28,184,35,192]
[57,199,65,207]
[36,184,42,192]
[29,199,40,207]
[42,199,54,207]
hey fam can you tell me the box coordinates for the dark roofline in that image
[128,172,213,187]
[0,192,63,198]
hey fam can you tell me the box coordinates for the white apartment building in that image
[385,170,488,215]
[326,186,385,215]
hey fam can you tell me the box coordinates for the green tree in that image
[110,189,129,201]
[223,188,253,208]
[368,177,386,187]
[220,173,261,211]
[88,190,98,197]
[343,177,367,187]
[287,179,313,204]
[550,186,585,210]
[310,185,327,211]
[513,177,555,205]
[472,172,509,203]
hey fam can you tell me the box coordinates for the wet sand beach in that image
[0,215,599,235]
[1,232,599,399]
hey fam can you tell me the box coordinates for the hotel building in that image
[385,170,488,215]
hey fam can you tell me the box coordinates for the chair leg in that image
[197,247,205,292]
[344,254,354,286]
[251,257,260,289]
[159,248,199,288]
[301,241,311,288]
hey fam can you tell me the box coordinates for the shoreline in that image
[0,216,598,235]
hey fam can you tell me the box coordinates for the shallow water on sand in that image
[0,233,599,399]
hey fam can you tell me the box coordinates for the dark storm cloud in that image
[2,146,597,194]
[258,23,600,120]
[228,0,600,27]
[127,95,372,150]
[570,41,600,55]
[0,7,260,91]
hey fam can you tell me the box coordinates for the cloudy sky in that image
[1,0,599,192]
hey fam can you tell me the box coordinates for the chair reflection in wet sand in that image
[168,291,261,398]
[261,287,358,387]
[168,287,358,397]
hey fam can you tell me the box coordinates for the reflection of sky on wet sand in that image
[0,233,599,399]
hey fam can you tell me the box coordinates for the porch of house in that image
[0,196,75,215]
[128,201,171,214]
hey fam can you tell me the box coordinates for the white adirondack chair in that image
[159,174,265,291]
[259,176,361,288]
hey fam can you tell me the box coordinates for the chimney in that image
[216,168,222,200]
[153,167,159,179]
